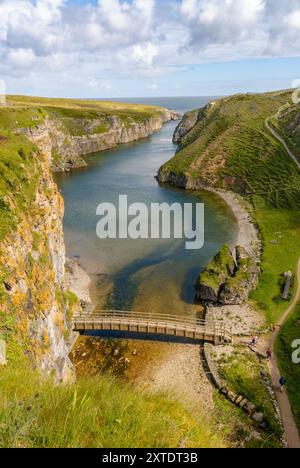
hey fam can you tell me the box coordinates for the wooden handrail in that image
[75,309,230,330]
[73,309,233,344]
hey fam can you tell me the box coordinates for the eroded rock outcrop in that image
[219,246,259,305]
[0,145,79,381]
[173,109,200,144]
[196,245,259,305]
[22,110,180,172]
[0,104,179,380]
[196,245,235,303]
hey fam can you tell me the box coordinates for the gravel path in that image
[265,118,300,171]
[268,259,300,448]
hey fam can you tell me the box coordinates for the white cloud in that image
[285,10,300,29]
[146,83,159,91]
[6,48,36,68]
[132,43,158,65]
[0,0,300,95]
[180,0,266,46]
[88,78,112,92]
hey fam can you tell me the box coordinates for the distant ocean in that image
[100,96,219,115]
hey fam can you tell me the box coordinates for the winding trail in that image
[268,259,300,448]
[265,118,300,171]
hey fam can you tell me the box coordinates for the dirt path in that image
[268,258,300,448]
[265,119,300,171]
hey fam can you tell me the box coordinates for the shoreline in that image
[66,119,263,416]
[158,172,262,260]
[204,187,262,260]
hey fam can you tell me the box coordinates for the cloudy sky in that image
[1,0,300,97]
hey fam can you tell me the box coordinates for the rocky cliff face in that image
[173,109,200,144]
[22,110,180,172]
[0,145,79,381]
[0,104,178,380]
[196,245,259,305]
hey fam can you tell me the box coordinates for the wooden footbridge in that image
[73,310,232,345]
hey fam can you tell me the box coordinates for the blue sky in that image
[1,0,300,98]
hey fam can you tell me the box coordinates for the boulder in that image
[195,245,235,303]
[227,391,238,403]
[244,402,256,416]
[252,412,265,423]
[239,399,248,409]
[196,244,259,306]
[219,247,259,305]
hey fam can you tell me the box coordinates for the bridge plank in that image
[73,310,232,345]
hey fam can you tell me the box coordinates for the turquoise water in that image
[55,97,237,316]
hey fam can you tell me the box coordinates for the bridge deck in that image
[74,310,232,345]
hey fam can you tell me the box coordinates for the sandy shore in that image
[129,341,215,413]
[212,189,261,259]
[183,178,262,259]
[65,258,93,305]
[66,178,263,410]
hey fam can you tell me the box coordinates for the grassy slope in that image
[251,197,300,324]
[162,91,300,322]
[0,96,165,243]
[197,244,234,289]
[0,366,225,448]
[219,350,282,445]
[274,104,300,162]
[162,91,300,209]
[8,95,165,135]
[161,90,300,434]
[0,107,42,243]
[275,304,300,432]
[0,96,231,449]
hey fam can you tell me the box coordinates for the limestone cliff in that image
[196,245,259,305]
[173,109,201,144]
[0,143,78,380]
[0,97,178,380]
[22,109,180,172]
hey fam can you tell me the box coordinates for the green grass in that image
[213,392,281,448]
[251,197,300,324]
[0,366,226,448]
[275,104,300,162]
[0,114,41,242]
[276,303,300,432]
[0,95,166,243]
[197,244,234,289]
[7,95,165,135]
[160,91,300,210]
[219,350,282,444]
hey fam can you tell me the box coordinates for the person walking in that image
[252,335,259,347]
[266,348,273,360]
[279,376,287,393]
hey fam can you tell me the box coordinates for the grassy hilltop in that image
[0,92,299,447]
[0,95,232,449]
[161,90,300,209]
[160,89,300,434]
[0,96,166,243]
[161,90,300,323]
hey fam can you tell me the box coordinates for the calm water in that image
[55,97,237,316]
